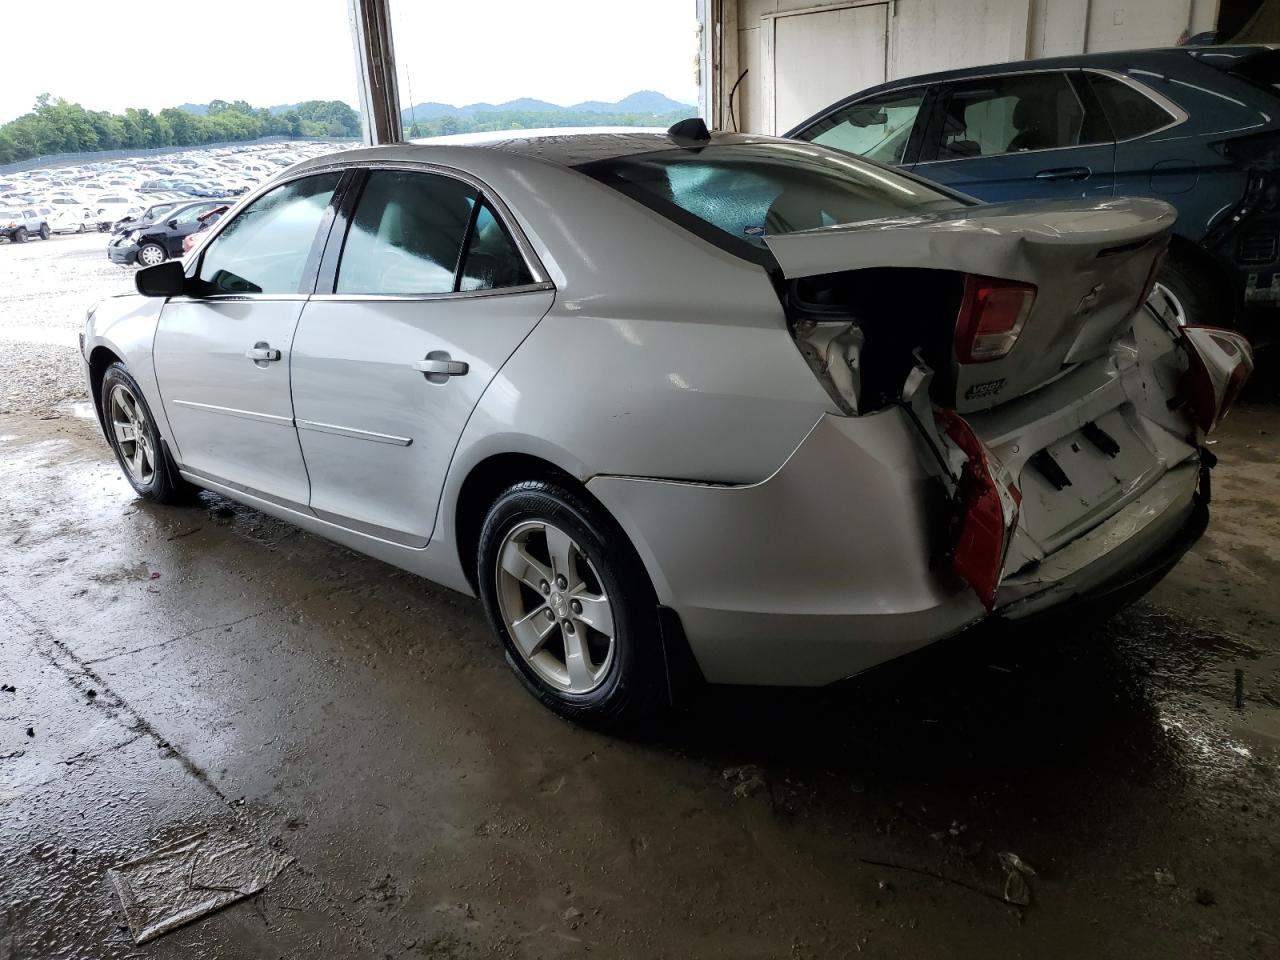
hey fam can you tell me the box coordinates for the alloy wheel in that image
[137,245,165,267]
[494,520,616,693]
[108,384,156,486]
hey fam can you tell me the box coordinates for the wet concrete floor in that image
[1,236,1278,957]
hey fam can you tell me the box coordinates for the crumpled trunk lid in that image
[765,197,1176,413]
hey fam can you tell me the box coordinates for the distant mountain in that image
[400,90,695,126]
[175,103,208,116]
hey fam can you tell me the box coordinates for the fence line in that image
[0,136,358,175]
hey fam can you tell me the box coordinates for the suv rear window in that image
[579,143,963,261]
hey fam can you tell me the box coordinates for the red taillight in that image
[954,276,1037,363]
[938,410,1022,612]
[1180,326,1254,434]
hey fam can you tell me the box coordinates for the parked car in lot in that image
[107,199,237,266]
[787,45,1280,333]
[80,130,1252,728]
[113,201,180,235]
[0,207,51,242]
[45,197,96,234]
[92,194,145,232]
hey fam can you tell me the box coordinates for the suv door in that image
[914,70,1116,202]
[790,86,934,170]
[153,170,343,508]
[289,167,554,546]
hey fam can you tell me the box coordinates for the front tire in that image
[12,227,26,244]
[136,242,166,267]
[100,363,191,504]
[477,479,665,730]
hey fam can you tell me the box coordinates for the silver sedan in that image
[81,129,1253,728]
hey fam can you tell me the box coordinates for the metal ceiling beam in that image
[348,0,403,146]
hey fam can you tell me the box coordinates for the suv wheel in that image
[477,479,665,730]
[12,227,27,244]
[101,363,192,504]
[38,223,50,240]
[136,242,166,267]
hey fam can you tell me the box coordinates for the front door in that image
[915,71,1117,203]
[154,171,342,507]
[290,168,553,546]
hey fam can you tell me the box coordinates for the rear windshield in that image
[579,142,965,262]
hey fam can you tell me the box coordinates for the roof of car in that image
[290,127,781,176]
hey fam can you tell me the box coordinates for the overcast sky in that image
[1,0,698,124]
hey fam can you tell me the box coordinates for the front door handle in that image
[1035,166,1091,182]
[245,342,281,362]
[412,351,469,384]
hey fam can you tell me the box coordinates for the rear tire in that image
[477,479,666,731]
[1150,256,1223,328]
[12,227,27,244]
[38,223,50,240]
[100,363,193,505]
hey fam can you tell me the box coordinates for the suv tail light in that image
[937,410,1022,611]
[954,276,1037,363]
[1180,326,1254,434]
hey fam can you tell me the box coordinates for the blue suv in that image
[788,45,1280,336]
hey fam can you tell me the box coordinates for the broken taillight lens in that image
[1180,326,1254,434]
[954,276,1036,363]
[937,410,1021,612]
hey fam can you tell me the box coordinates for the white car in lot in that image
[91,194,145,229]
[45,197,97,233]
[80,129,1253,728]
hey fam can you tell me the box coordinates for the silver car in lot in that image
[81,130,1253,728]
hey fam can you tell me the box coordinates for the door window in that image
[336,170,477,296]
[1086,73,1177,140]
[934,73,1089,160]
[172,202,217,225]
[458,200,534,291]
[799,89,927,166]
[195,172,340,295]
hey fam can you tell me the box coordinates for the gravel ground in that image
[0,231,134,414]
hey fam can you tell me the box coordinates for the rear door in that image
[290,167,554,546]
[915,70,1116,202]
[154,170,343,508]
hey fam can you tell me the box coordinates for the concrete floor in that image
[1,234,1279,959]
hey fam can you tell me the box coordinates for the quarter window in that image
[936,73,1087,160]
[800,89,926,166]
[337,170,476,296]
[459,200,534,292]
[195,172,339,295]
[1087,73,1177,140]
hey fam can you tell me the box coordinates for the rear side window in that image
[1087,73,1177,140]
[798,88,926,166]
[458,200,534,292]
[337,170,476,296]
[581,143,963,258]
[195,172,339,295]
[935,72,1088,159]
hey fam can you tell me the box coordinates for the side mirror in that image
[166,218,179,229]
[135,260,187,298]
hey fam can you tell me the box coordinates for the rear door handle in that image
[1035,166,1091,182]
[412,351,469,383]
[245,342,281,362]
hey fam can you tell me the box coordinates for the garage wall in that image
[723,0,1221,134]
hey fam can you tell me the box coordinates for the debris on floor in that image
[109,830,293,944]
[998,851,1037,906]
[1154,867,1178,887]
[722,764,767,798]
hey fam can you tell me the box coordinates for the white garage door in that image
[768,3,889,135]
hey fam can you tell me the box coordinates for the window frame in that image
[182,165,352,302]
[312,162,552,302]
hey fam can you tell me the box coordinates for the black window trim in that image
[1082,67,1187,143]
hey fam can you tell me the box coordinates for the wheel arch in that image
[1166,234,1238,320]
[88,345,124,425]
